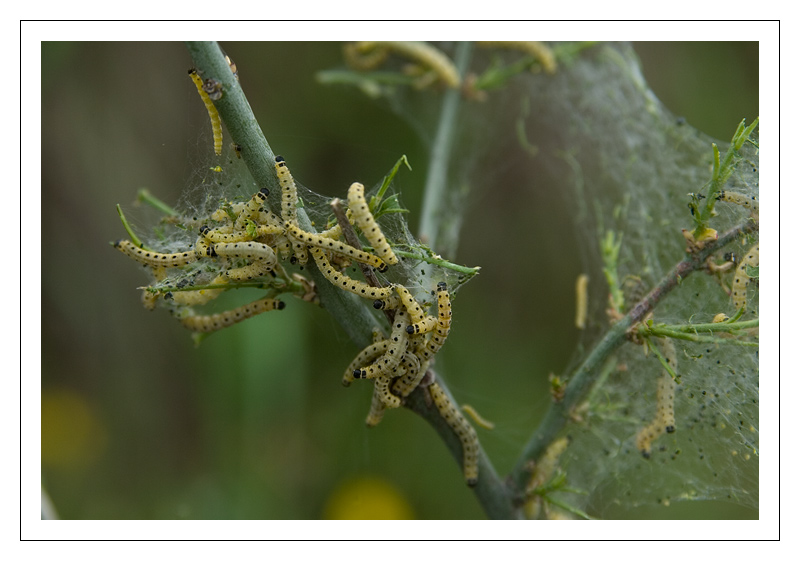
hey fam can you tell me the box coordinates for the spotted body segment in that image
[308,247,398,307]
[342,339,390,387]
[429,382,479,486]
[420,282,452,360]
[178,297,285,332]
[635,339,678,458]
[353,310,410,380]
[233,188,270,230]
[388,351,425,398]
[717,191,759,216]
[732,244,759,310]
[274,156,309,264]
[289,223,388,272]
[406,315,438,335]
[394,284,425,323]
[347,182,398,265]
[189,69,223,156]
[113,240,198,268]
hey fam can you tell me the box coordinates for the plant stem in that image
[507,219,758,492]
[418,41,473,251]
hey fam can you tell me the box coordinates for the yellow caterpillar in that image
[429,382,479,486]
[188,69,223,156]
[178,297,284,333]
[731,244,759,310]
[347,182,398,266]
[113,240,197,268]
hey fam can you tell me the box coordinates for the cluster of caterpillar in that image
[114,156,405,337]
[115,111,470,480]
[341,281,477,486]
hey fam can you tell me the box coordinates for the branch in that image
[186,42,513,517]
[507,219,759,492]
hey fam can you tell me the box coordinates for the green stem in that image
[393,249,481,276]
[418,41,473,251]
[137,189,177,216]
[645,328,758,346]
[644,318,758,334]
[507,219,758,492]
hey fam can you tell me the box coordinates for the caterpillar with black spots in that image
[113,240,198,268]
[635,339,677,458]
[429,382,479,486]
[288,223,388,272]
[352,310,410,380]
[717,190,759,216]
[308,247,400,309]
[347,182,398,266]
[178,297,285,333]
[731,244,759,310]
[394,284,425,324]
[188,69,223,156]
[419,282,452,361]
[213,241,277,280]
[233,188,270,230]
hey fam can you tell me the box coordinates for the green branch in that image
[507,219,758,493]
[418,41,473,253]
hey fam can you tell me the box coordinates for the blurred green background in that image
[40,41,757,520]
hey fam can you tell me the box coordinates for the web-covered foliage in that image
[328,41,758,516]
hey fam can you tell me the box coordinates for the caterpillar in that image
[213,241,276,262]
[342,339,390,387]
[189,69,223,156]
[717,191,759,216]
[288,223,388,272]
[113,240,198,268]
[420,282,452,360]
[353,310,410,380]
[429,382,479,486]
[635,339,677,458]
[523,436,570,519]
[461,404,495,430]
[214,241,277,280]
[274,156,308,265]
[200,224,283,244]
[274,156,298,225]
[234,188,270,230]
[394,284,425,324]
[575,274,589,329]
[406,315,438,335]
[477,41,558,74]
[347,182,398,266]
[374,372,402,409]
[390,351,425,398]
[346,42,461,88]
[732,244,759,310]
[178,297,285,332]
[308,247,399,307]
[365,384,387,427]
